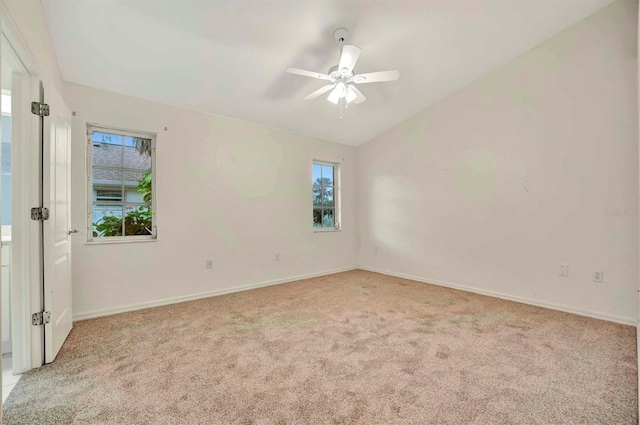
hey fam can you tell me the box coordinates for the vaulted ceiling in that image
[43,0,614,146]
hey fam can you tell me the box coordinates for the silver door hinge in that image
[32,311,51,326]
[31,207,49,221]
[31,101,50,117]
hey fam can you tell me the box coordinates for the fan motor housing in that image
[328,65,353,82]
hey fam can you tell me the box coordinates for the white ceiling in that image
[43,0,614,146]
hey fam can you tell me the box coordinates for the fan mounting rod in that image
[333,28,348,44]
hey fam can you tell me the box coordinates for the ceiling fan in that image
[286,28,399,113]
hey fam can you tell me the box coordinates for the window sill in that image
[313,228,342,233]
[86,237,157,245]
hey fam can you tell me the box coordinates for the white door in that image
[42,86,72,363]
[8,69,46,373]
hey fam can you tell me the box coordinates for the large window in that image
[313,161,340,230]
[87,125,156,242]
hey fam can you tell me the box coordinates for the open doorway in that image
[0,5,74,420]
[0,30,46,402]
[0,18,74,409]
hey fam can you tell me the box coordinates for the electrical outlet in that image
[206,260,213,269]
[559,264,568,277]
[275,252,280,261]
[593,271,603,283]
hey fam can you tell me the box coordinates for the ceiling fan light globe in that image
[327,87,342,104]
[345,86,358,104]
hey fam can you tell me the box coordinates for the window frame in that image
[86,124,157,244]
[312,160,341,233]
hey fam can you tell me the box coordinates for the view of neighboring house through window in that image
[313,161,340,230]
[88,125,156,241]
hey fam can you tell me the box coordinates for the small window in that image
[87,125,156,242]
[95,188,123,202]
[313,161,340,230]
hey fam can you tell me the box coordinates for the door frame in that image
[0,1,46,374]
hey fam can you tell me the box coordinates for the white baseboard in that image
[74,264,637,327]
[73,266,358,321]
[359,265,637,327]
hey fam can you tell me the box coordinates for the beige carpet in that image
[2,270,637,424]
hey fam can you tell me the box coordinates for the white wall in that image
[56,0,639,326]
[3,0,64,94]
[358,0,639,324]
[65,83,358,318]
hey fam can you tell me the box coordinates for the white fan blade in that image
[327,86,342,104]
[304,84,336,100]
[338,45,361,74]
[286,68,331,80]
[352,70,400,84]
[349,85,367,104]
